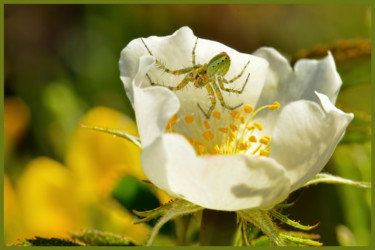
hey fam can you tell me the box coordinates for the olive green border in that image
[1,0,373,249]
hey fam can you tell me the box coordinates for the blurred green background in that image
[4,5,371,246]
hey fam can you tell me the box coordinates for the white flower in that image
[119,27,353,211]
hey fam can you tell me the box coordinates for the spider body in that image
[142,38,250,118]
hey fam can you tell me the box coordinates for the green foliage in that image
[11,237,82,246]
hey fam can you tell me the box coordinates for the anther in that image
[202,131,214,141]
[230,124,238,132]
[230,110,239,118]
[248,135,257,143]
[253,122,263,131]
[213,111,221,120]
[244,104,253,114]
[219,128,228,133]
[239,143,249,151]
[169,114,178,124]
[246,125,255,131]
[260,135,271,145]
[185,115,195,124]
[187,138,195,146]
[213,145,220,154]
[238,115,245,124]
[269,101,280,111]
[229,132,236,142]
[260,148,270,157]
[196,142,205,154]
[204,120,211,129]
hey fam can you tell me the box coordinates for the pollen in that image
[230,110,239,118]
[187,137,195,146]
[253,122,263,131]
[184,115,194,124]
[269,101,280,111]
[260,135,271,145]
[238,143,249,151]
[202,131,214,141]
[204,120,211,129]
[259,148,270,157]
[219,128,228,133]
[169,114,178,124]
[230,124,238,132]
[244,104,253,114]
[238,115,245,124]
[196,142,205,153]
[213,145,220,154]
[248,135,257,143]
[213,111,221,120]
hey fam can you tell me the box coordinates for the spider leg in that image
[192,37,198,67]
[146,73,191,91]
[197,82,216,119]
[218,73,250,94]
[212,81,243,110]
[223,61,250,84]
[141,39,193,75]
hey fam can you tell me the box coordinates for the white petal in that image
[254,47,342,106]
[120,27,268,124]
[270,93,353,191]
[141,133,291,211]
[127,56,180,148]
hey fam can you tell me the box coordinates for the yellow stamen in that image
[244,104,253,114]
[169,114,178,124]
[213,111,221,120]
[253,122,263,131]
[260,148,270,157]
[196,142,205,154]
[213,145,220,154]
[248,135,257,143]
[187,138,195,146]
[204,120,211,129]
[260,135,271,145]
[269,101,280,111]
[185,115,194,124]
[230,110,239,118]
[219,128,228,133]
[202,131,214,141]
[238,143,249,151]
[238,115,245,124]
[230,124,238,132]
[246,125,255,131]
[229,132,236,142]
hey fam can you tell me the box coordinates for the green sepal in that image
[269,209,320,230]
[70,229,135,246]
[80,124,142,148]
[133,199,203,246]
[280,233,323,246]
[11,237,82,246]
[303,173,371,188]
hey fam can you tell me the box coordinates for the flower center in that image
[165,101,280,157]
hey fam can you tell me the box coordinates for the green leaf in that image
[70,229,135,246]
[269,210,319,231]
[250,235,272,246]
[302,173,371,188]
[280,233,323,246]
[12,237,82,246]
[80,124,142,148]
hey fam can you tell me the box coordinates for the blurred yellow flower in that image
[5,106,173,245]
[4,97,30,154]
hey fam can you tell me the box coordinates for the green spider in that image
[141,38,250,119]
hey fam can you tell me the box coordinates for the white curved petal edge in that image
[254,47,342,108]
[270,92,353,191]
[141,133,292,211]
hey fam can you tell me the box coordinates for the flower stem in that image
[199,209,238,246]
